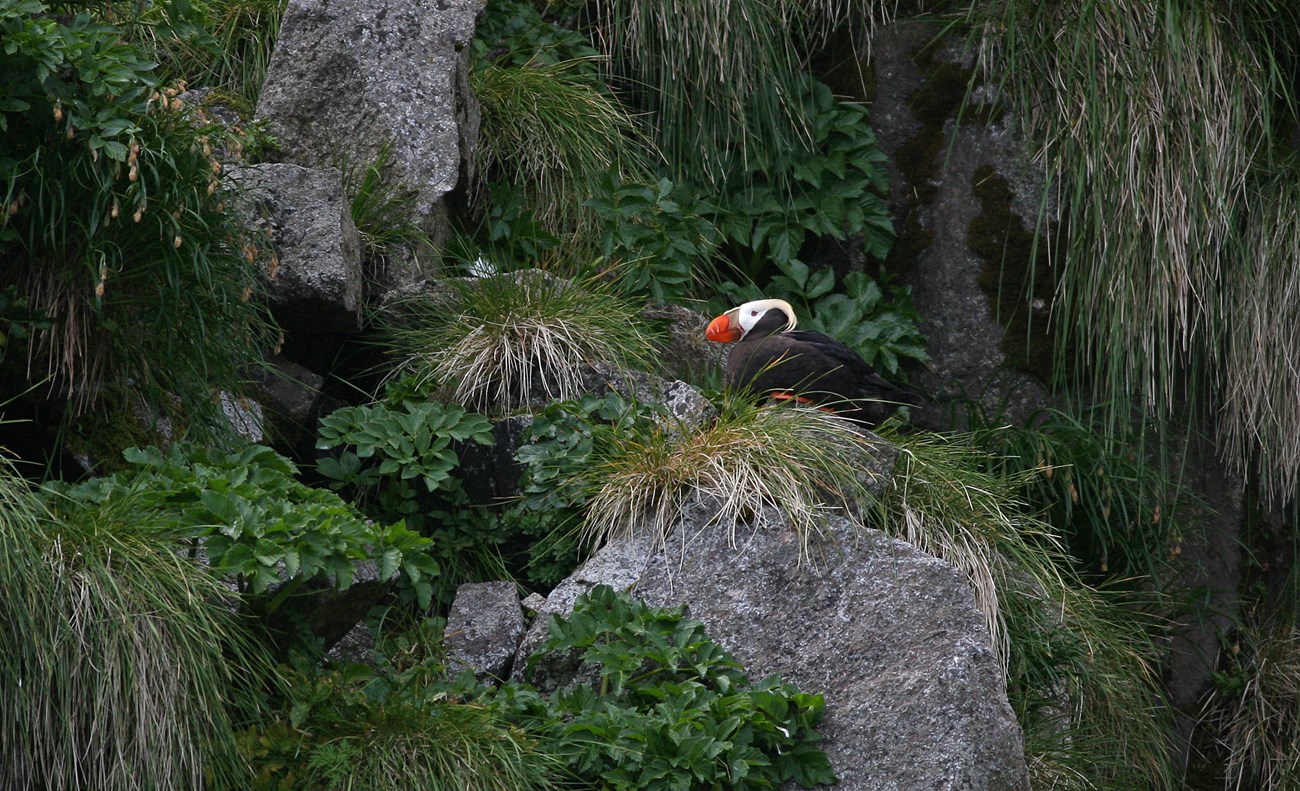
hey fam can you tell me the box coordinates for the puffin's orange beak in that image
[706,311,743,343]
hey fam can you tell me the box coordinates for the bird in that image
[705,298,917,428]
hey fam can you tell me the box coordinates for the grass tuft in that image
[1207,617,1300,791]
[578,395,888,561]
[382,270,656,415]
[0,462,266,790]
[472,57,652,238]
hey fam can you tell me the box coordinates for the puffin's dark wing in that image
[783,329,917,404]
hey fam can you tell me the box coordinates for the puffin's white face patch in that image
[734,299,797,335]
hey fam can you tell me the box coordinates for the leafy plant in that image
[317,397,516,606]
[44,443,440,609]
[2,451,267,791]
[502,392,662,588]
[1,0,278,437]
[381,270,657,415]
[586,174,721,303]
[499,585,836,789]
[588,0,892,188]
[966,403,1188,586]
[712,78,894,276]
[110,0,288,114]
[316,399,495,520]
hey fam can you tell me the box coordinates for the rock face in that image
[444,581,526,682]
[869,22,1050,426]
[514,499,1030,790]
[256,0,485,272]
[228,163,363,333]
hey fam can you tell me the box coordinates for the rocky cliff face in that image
[236,6,1042,788]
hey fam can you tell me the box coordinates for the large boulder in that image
[228,163,363,333]
[255,0,485,281]
[514,496,1030,790]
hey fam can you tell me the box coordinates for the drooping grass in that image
[0,463,267,790]
[589,0,895,187]
[382,270,657,415]
[877,427,1178,789]
[471,57,653,238]
[974,0,1300,501]
[577,395,888,560]
[1,6,279,436]
[1220,169,1300,502]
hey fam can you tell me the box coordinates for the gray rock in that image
[580,362,717,429]
[456,414,533,503]
[514,497,1029,790]
[253,355,326,428]
[641,301,726,384]
[255,0,485,280]
[444,581,526,682]
[228,163,363,333]
[638,518,1030,791]
[219,391,264,442]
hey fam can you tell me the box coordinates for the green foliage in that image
[586,174,721,303]
[0,282,50,362]
[1205,614,1300,791]
[713,79,894,272]
[1,452,266,790]
[506,392,659,587]
[317,399,495,514]
[968,405,1187,586]
[500,585,836,789]
[107,0,288,114]
[44,443,439,609]
[1,0,277,436]
[317,397,510,607]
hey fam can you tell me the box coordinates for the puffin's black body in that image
[707,299,916,428]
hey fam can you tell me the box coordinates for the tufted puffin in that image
[705,298,916,428]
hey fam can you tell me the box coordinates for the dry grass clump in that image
[383,271,656,415]
[578,395,888,561]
